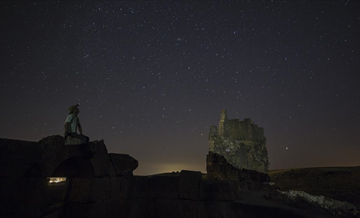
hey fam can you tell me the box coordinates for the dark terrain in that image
[2,135,359,218]
[269,166,360,209]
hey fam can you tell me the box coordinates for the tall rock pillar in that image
[218,109,228,137]
[208,110,269,173]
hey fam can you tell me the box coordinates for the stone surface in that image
[68,178,92,203]
[120,176,148,199]
[0,136,139,217]
[178,170,202,200]
[88,140,108,155]
[269,167,360,209]
[279,190,358,217]
[147,175,179,199]
[0,177,48,218]
[64,137,82,145]
[199,179,239,201]
[36,136,112,177]
[106,200,125,218]
[107,199,149,218]
[192,201,227,218]
[42,210,60,218]
[64,202,107,218]
[37,135,71,177]
[207,151,270,190]
[89,154,116,177]
[0,138,42,177]
[89,177,111,201]
[51,157,94,177]
[43,182,68,209]
[207,151,241,180]
[109,153,138,176]
[110,177,122,200]
[1,136,352,218]
[208,109,269,173]
[35,136,116,177]
[148,199,193,218]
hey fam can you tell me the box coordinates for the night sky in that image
[1,1,359,175]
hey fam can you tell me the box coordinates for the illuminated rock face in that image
[209,110,269,173]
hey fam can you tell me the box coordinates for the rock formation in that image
[0,136,270,218]
[208,109,269,173]
[206,151,270,190]
[1,135,358,218]
[279,190,358,217]
[0,136,138,218]
[269,167,360,210]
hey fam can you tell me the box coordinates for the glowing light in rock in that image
[48,177,66,184]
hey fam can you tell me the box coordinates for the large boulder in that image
[109,153,138,177]
[0,136,139,217]
[0,138,42,177]
[37,135,70,177]
[68,177,111,203]
[178,170,202,200]
[199,179,240,201]
[119,176,148,200]
[207,151,269,190]
[0,177,48,218]
[89,154,116,177]
[38,137,116,177]
[269,167,360,209]
[147,175,179,199]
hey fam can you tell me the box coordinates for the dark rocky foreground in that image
[0,136,358,218]
[269,167,360,210]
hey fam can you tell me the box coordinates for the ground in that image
[269,166,360,209]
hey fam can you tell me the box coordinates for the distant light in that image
[48,177,66,184]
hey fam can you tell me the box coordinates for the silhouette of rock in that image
[178,170,202,200]
[109,153,138,176]
[0,138,41,177]
[207,151,270,190]
[270,167,360,210]
[1,136,357,218]
[0,136,137,217]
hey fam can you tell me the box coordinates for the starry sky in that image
[1,1,359,175]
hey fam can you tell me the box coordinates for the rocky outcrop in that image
[0,136,138,218]
[279,190,358,217]
[0,138,41,177]
[208,110,269,173]
[207,151,270,190]
[64,171,241,218]
[269,167,360,210]
[63,171,341,218]
[1,136,357,218]
[109,153,138,177]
